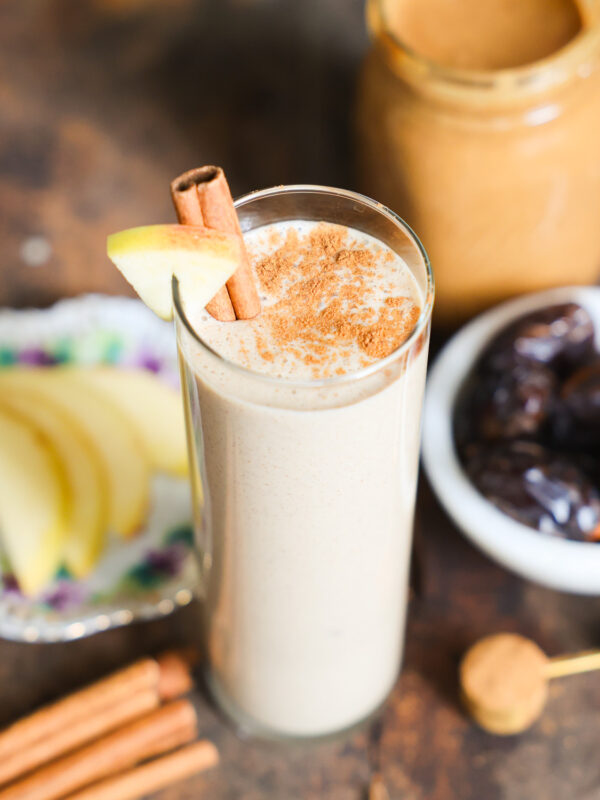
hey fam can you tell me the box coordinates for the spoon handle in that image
[546,649,600,679]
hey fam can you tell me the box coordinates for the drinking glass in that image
[174,186,434,740]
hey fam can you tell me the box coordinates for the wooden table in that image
[2,2,600,798]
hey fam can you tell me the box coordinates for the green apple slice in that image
[0,405,68,595]
[0,386,108,578]
[0,368,150,539]
[73,366,189,477]
[107,224,241,320]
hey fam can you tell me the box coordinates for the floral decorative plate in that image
[0,295,198,642]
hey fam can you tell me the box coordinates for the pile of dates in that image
[455,303,600,542]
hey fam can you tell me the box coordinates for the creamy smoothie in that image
[189,221,421,379]
[176,193,431,738]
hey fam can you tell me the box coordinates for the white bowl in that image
[422,286,600,595]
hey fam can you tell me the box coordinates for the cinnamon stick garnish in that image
[171,174,235,321]
[63,741,219,800]
[0,651,193,767]
[171,166,260,321]
[0,700,197,800]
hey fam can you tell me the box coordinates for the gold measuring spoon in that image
[460,632,600,735]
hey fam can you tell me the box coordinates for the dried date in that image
[464,441,600,542]
[484,303,595,374]
[453,302,600,540]
[552,360,600,450]
[455,362,557,445]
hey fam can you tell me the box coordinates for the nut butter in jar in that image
[356,0,600,325]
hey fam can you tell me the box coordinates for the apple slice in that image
[0,405,68,595]
[0,386,108,578]
[0,368,150,539]
[107,224,241,320]
[73,367,188,477]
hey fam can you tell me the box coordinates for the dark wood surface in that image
[2,2,600,798]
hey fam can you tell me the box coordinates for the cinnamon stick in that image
[369,774,390,800]
[171,174,235,321]
[0,700,197,800]
[63,741,219,800]
[0,689,159,787]
[0,660,155,762]
[194,166,260,320]
[171,166,260,321]
[156,650,194,701]
[0,651,193,764]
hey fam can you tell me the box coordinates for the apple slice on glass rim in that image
[107,224,241,321]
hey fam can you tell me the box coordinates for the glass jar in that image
[356,0,600,325]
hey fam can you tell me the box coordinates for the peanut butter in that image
[388,0,582,70]
[356,0,600,324]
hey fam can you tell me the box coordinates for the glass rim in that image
[172,183,434,390]
[368,0,600,95]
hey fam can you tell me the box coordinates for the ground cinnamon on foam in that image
[245,223,420,378]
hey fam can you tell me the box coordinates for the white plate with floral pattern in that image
[0,295,198,642]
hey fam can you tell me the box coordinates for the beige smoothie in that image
[177,213,430,738]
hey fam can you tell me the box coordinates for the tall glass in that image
[174,186,434,740]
